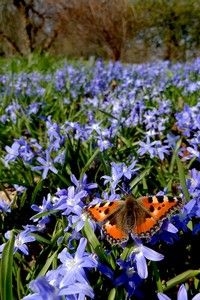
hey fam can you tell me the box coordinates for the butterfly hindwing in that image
[103,221,129,244]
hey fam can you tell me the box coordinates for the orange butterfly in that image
[85,195,182,244]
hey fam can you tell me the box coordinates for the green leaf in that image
[0,231,15,300]
[151,261,163,292]
[38,251,59,277]
[163,269,200,292]
[108,288,117,300]
[130,165,152,190]
[120,244,135,260]
[30,209,58,221]
[30,179,44,205]
[80,148,100,177]
[176,155,190,201]
[83,219,115,267]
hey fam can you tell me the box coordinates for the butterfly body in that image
[86,195,182,244]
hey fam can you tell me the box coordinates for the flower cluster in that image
[0,57,199,299]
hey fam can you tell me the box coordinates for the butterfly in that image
[85,195,182,244]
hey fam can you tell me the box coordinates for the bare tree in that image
[46,0,136,60]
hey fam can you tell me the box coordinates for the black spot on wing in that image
[156,196,165,203]
[148,196,153,203]
[104,208,110,214]
[149,205,155,213]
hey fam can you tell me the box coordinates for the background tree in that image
[0,0,200,62]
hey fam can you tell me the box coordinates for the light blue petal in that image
[157,292,171,300]
[135,252,148,279]
[141,245,164,261]
[177,284,188,300]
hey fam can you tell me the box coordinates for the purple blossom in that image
[158,284,200,300]
[175,104,200,136]
[57,238,97,285]
[115,259,142,298]
[137,137,156,158]
[59,282,95,299]
[150,219,181,245]
[22,277,60,300]
[130,239,164,279]
[13,184,27,194]
[31,194,54,225]
[97,137,112,151]
[3,138,35,165]
[24,239,97,299]
[5,101,22,123]
[27,102,42,115]
[46,116,64,151]
[70,173,97,193]
[0,229,35,256]
[53,186,87,216]
[102,161,139,190]
[138,138,170,160]
[185,169,200,219]
[0,199,11,213]
[32,149,58,179]
[186,169,200,197]
[153,140,170,160]
[54,150,66,165]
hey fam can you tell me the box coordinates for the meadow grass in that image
[0,54,199,299]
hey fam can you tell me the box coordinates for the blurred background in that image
[1,0,200,63]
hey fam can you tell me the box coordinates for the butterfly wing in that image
[102,204,130,244]
[103,220,129,244]
[133,196,182,237]
[86,200,124,222]
[86,200,128,244]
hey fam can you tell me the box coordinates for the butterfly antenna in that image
[118,183,131,196]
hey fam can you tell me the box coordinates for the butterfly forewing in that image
[138,195,183,221]
[133,195,183,237]
[86,200,124,222]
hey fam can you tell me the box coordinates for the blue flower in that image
[138,137,156,158]
[13,229,36,255]
[54,186,87,216]
[115,259,142,297]
[58,282,95,299]
[57,238,97,287]
[138,138,170,160]
[0,199,11,213]
[0,229,35,256]
[22,276,60,300]
[130,239,164,279]
[97,137,112,151]
[70,174,97,193]
[150,219,181,245]
[31,194,54,225]
[102,161,139,191]
[157,283,200,300]
[24,238,96,299]
[46,117,64,151]
[5,101,21,123]
[153,140,170,160]
[4,141,20,164]
[27,102,42,115]
[3,138,35,166]
[32,149,58,179]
